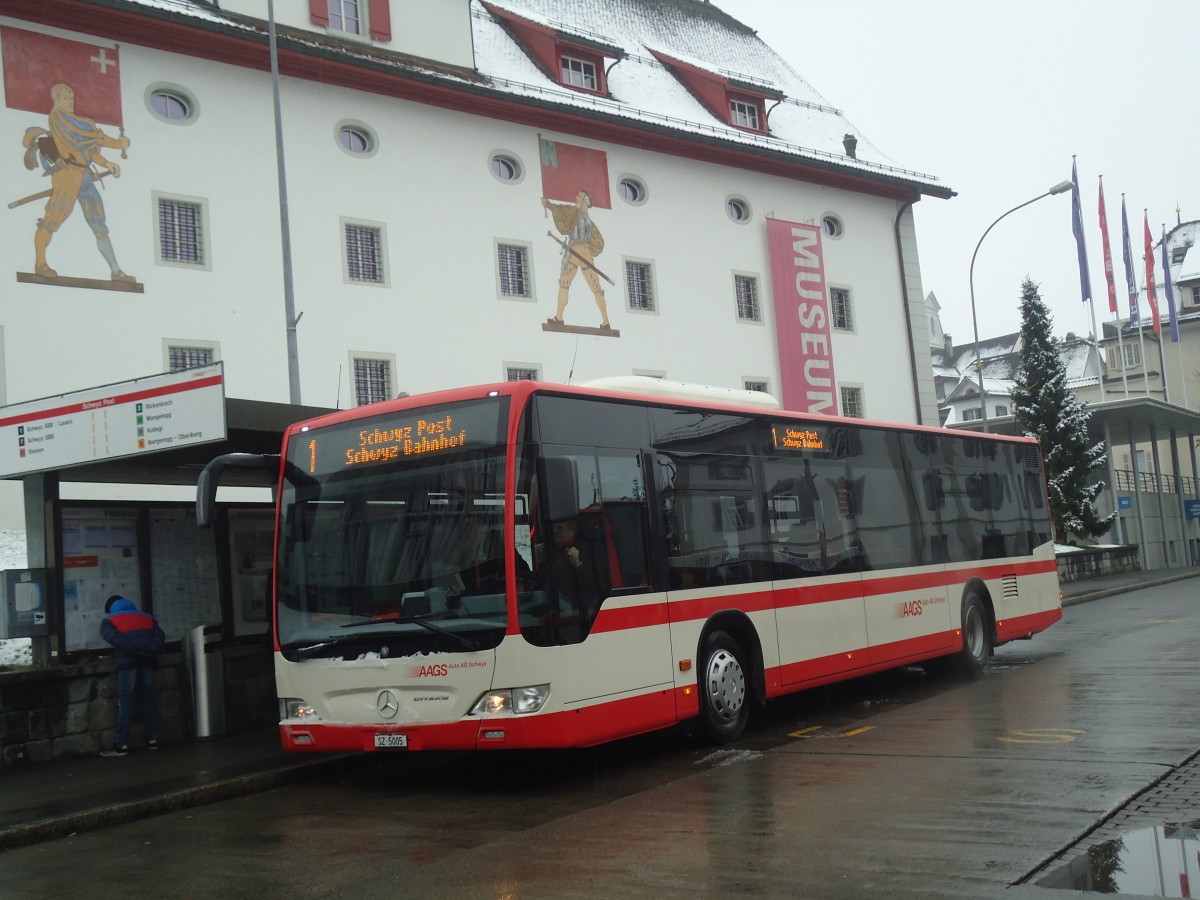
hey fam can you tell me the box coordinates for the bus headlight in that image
[469,684,550,716]
[280,698,317,721]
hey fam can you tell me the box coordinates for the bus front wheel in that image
[953,591,992,675]
[698,630,750,743]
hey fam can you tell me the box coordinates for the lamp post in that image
[968,179,1074,431]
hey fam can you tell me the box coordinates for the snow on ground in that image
[0,530,32,667]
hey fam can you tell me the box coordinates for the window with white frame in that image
[352,355,392,406]
[729,98,760,130]
[962,407,981,422]
[167,344,215,372]
[343,220,386,284]
[1106,343,1141,369]
[743,379,769,394]
[505,365,540,381]
[840,386,864,418]
[830,286,854,331]
[560,55,597,90]
[734,273,760,322]
[155,195,207,267]
[496,242,532,299]
[994,404,1009,417]
[625,260,656,312]
[1192,285,1200,307]
[328,0,363,35]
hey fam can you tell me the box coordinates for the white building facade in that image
[0,0,951,526]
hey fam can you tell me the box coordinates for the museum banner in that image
[767,217,838,415]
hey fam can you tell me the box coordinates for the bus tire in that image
[953,590,992,675]
[698,630,750,743]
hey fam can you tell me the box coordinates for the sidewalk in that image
[1,566,1196,852]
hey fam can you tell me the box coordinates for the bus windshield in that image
[276,398,509,659]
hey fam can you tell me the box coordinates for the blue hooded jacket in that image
[100,597,166,670]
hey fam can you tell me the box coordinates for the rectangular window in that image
[1192,285,1200,307]
[729,99,760,129]
[353,356,392,406]
[994,405,1009,417]
[1171,247,1187,265]
[328,0,361,35]
[157,197,205,267]
[743,379,769,394]
[840,386,864,418]
[168,345,214,372]
[560,56,597,90]
[962,407,981,422]
[1106,343,1142,369]
[505,365,540,381]
[830,287,854,331]
[497,242,532,298]
[734,274,760,322]
[625,260,655,312]
[344,222,385,284]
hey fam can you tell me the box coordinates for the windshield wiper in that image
[341,613,480,650]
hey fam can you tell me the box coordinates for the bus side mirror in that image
[539,456,580,523]
[196,453,280,527]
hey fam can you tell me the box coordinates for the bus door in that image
[849,430,951,666]
[515,446,673,713]
[763,442,869,686]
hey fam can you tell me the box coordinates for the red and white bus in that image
[197,378,1061,752]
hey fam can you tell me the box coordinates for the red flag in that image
[1097,178,1118,314]
[539,137,610,208]
[1,27,122,126]
[1143,212,1160,334]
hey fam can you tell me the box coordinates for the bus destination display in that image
[771,423,826,452]
[298,400,504,476]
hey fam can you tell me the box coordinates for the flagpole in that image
[1097,177,1127,397]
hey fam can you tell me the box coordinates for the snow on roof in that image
[108,0,946,193]
[1179,243,1200,283]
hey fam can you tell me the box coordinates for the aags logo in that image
[901,600,924,618]
[406,663,448,678]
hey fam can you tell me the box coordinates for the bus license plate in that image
[374,734,408,750]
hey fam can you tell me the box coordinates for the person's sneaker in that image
[99,745,128,758]
[147,739,159,751]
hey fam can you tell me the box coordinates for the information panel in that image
[0,364,225,479]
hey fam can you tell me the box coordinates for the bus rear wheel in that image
[953,591,992,675]
[698,630,750,743]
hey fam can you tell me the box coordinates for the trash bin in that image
[181,623,226,740]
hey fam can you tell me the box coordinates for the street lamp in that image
[968,179,1074,431]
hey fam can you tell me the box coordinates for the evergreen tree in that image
[1012,278,1115,542]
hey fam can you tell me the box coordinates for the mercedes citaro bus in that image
[196,377,1061,753]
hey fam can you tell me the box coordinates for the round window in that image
[145,84,199,124]
[334,121,378,157]
[726,196,751,223]
[822,215,845,238]
[489,152,523,184]
[618,177,647,205]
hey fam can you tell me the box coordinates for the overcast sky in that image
[717,0,1200,348]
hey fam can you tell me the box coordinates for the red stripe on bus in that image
[281,689,679,752]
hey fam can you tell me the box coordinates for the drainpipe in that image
[894,199,925,425]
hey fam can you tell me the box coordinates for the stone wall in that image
[1056,545,1141,583]
[0,645,275,767]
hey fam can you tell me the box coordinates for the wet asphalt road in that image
[3,580,1198,899]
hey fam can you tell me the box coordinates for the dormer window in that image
[561,55,598,91]
[483,3,623,97]
[649,50,780,135]
[729,98,761,131]
[309,0,392,42]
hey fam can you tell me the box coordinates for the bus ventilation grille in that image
[1002,575,1019,599]
[1022,447,1040,469]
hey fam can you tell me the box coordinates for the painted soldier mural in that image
[3,28,139,290]
[538,136,618,336]
[22,82,134,283]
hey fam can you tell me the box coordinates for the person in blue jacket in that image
[99,595,165,757]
